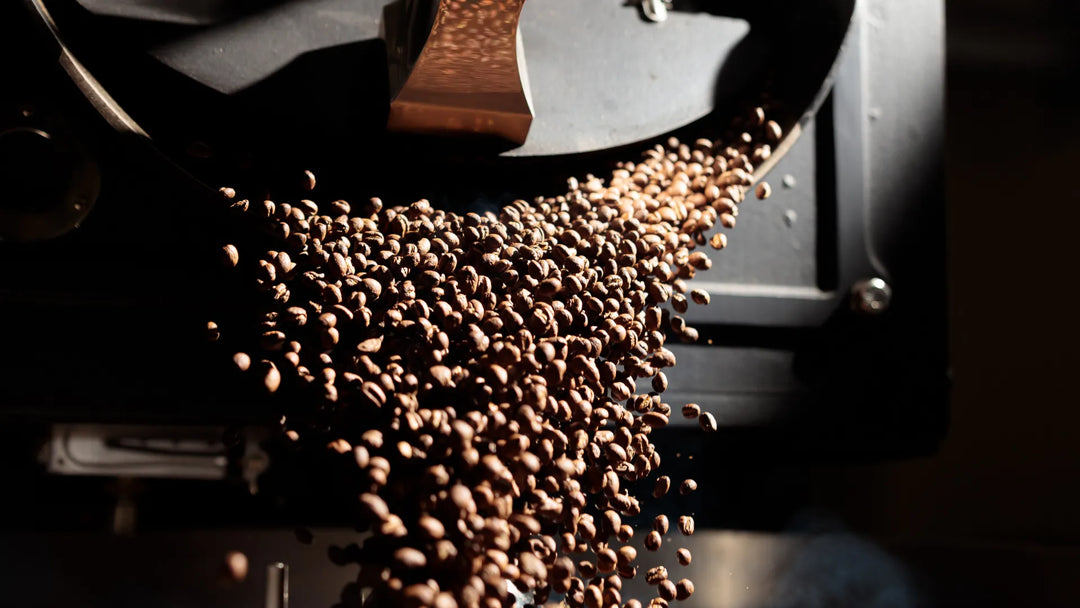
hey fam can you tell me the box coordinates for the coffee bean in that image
[259,360,280,393]
[359,493,389,521]
[709,232,728,250]
[641,411,669,429]
[653,476,671,498]
[354,445,370,469]
[418,515,445,539]
[699,412,718,432]
[597,548,617,573]
[651,371,669,393]
[766,120,783,142]
[393,547,427,569]
[675,578,694,600]
[584,584,603,608]
[681,403,701,419]
[617,545,637,567]
[677,515,695,536]
[230,352,251,372]
[206,321,221,342]
[220,244,239,268]
[755,181,772,200]
[327,439,352,455]
[676,548,692,566]
[209,100,782,607]
[222,551,248,583]
[645,566,668,585]
[579,560,597,578]
[680,479,698,495]
[653,514,670,535]
[659,579,678,601]
[644,531,662,551]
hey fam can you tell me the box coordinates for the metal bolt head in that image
[851,277,892,315]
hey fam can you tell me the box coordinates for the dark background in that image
[811,0,1080,605]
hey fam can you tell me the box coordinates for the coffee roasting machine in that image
[0,1,945,606]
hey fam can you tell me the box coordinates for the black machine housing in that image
[0,0,947,532]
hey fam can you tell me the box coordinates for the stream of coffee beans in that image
[212,112,780,608]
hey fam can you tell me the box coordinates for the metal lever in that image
[387,0,534,145]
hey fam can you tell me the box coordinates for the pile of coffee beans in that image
[212,111,780,607]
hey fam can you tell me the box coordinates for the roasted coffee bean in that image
[680,479,698,495]
[765,120,783,142]
[651,372,668,393]
[584,584,603,608]
[232,352,251,372]
[394,547,427,569]
[645,566,668,585]
[653,514,670,535]
[221,244,240,268]
[222,551,248,583]
[677,516,695,536]
[755,181,772,200]
[681,403,701,419]
[206,321,221,342]
[675,578,694,600]
[259,360,280,393]
[676,548,692,566]
[709,232,728,250]
[644,531,662,552]
[208,101,782,606]
[659,579,678,601]
[699,412,718,432]
[653,476,672,498]
[579,560,597,579]
[641,411,669,429]
[359,493,390,521]
[597,548,618,573]
[418,515,445,539]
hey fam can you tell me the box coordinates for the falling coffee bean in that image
[676,548,692,566]
[677,515,695,536]
[206,99,783,606]
[222,551,248,583]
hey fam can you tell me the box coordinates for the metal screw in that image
[850,277,892,315]
[641,0,672,23]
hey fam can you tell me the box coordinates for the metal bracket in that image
[387,0,534,144]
